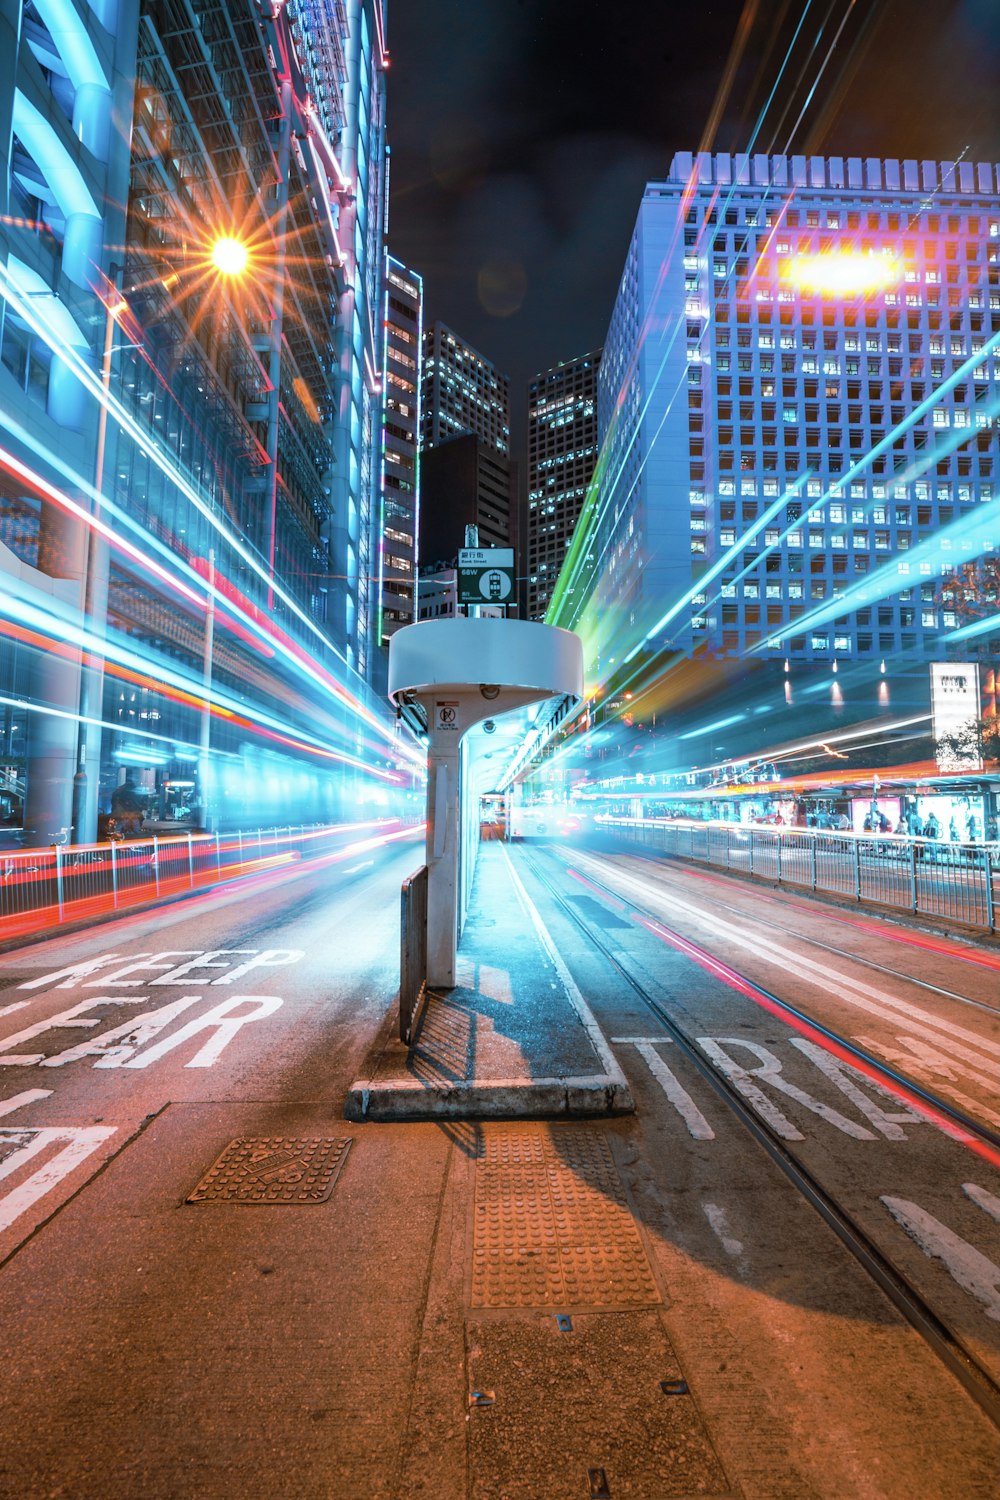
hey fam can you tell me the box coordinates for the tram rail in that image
[520,845,1000,1431]
[603,849,1000,1021]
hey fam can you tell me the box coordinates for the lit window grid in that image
[597,163,1000,662]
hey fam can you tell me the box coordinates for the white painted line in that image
[343,861,375,875]
[0,1089,52,1117]
[500,844,632,1106]
[0,1126,116,1235]
[568,848,1000,1063]
[881,1195,1000,1323]
[0,1002,30,1020]
[698,1036,876,1141]
[615,1038,714,1139]
[963,1183,1000,1224]
[703,1201,744,1259]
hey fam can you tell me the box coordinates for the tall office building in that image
[0,0,390,839]
[526,350,601,620]
[421,321,510,456]
[418,434,514,565]
[591,152,1000,672]
[379,254,423,643]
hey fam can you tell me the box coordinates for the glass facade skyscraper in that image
[420,321,510,457]
[591,151,1000,676]
[526,350,600,621]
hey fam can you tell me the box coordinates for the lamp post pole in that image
[71,264,122,844]
[198,546,216,833]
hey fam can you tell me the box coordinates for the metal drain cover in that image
[471,1125,659,1308]
[188,1136,352,1204]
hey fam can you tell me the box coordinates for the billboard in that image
[930,662,982,771]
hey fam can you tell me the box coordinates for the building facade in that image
[585,152,1000,677]
[420,321,510,456]
[526,349,601,620]
[379,254,422,645]
[0,0,394,841]
[419,433,514,569]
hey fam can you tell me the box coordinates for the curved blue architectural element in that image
[5,254,91,429]
[11,89,102,287]
[28,0,112,158]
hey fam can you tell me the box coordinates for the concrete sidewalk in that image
[345,841,633,1121]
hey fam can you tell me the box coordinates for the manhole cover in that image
[471,1125,660,1308]
[187,1136,352,1204]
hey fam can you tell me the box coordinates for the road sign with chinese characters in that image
[457,548,514,606]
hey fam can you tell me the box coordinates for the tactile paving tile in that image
[471,1125,660,1308]
[187,1136,352,1204]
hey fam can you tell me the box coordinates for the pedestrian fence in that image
[600,818,999,934]
[0,820,413,943]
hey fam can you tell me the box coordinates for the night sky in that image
[385,0,1000,440]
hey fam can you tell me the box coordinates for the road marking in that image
[0,1089,52,1117]
[343,861,374,874]
[0,1003,30,1020]
[0,997,133,1065]
[789,1038,925,1140]
[854,1033,1000,1129]
[122,993,282,1068]
[1,989,283,1071]
[963,1183,1000,1224]
[0,1125,116,1235]
[698,1037,877,1141]
[21,948,304,993]
[881,1195,1000,1323]
[40,996,203,1068]
[84,952,205,986]
[19,955,124,989]
[703,1201,744,1260]
[207,949,303,985]
[613,1037,715,1139]
[568,853,1000,1074]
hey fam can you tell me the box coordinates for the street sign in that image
[457,548,514,606]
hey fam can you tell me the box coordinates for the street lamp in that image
[211,235,250,278]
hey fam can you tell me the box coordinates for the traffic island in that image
[344,841,633,1121]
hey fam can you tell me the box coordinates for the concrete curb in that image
[344,1071,633,1122]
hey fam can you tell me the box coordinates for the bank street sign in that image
[457,547,515,606]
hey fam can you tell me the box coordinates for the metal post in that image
[199,546,215,833]
[984,849,995,934]
[908,839,918,913]
[110,839,118,909]
[187,831,194,889]
[55,845,64,922]
[215,832,222,881]
[810,833,818,891]
[853,836,862,902]
[776,831,782,885]
[153,835,160,897]
[748,830,755,876]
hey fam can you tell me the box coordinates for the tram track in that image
[520,845,1000,1432]
[590,842,1000,1020]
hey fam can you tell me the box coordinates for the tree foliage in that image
[937,558,1000,623]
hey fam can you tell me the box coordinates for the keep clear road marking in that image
[0,948,301,1070]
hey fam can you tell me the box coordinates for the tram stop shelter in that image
[345,616,633,1121]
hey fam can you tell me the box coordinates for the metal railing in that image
[0,821,413,943]
[600,818,998,933]
[399,864,428,1045]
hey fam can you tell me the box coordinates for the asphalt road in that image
[0,832,998,1499]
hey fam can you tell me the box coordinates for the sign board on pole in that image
[457,548,515,606]
[930,661,982,770]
